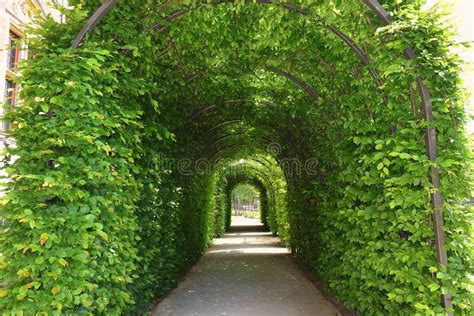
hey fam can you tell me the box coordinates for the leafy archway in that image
[1,0,472,315]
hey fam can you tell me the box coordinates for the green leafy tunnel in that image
[0,0,472,314]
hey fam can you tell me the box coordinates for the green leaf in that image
[41,104,49,112]
[428,283,440,292]
[414,303,429,310]
[399,153,411,160]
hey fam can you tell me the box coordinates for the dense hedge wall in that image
[0,0,472,315]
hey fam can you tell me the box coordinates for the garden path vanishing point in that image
[153,216,340,316]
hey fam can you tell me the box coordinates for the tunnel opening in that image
[231,184,260,218]
[0,0,472,315]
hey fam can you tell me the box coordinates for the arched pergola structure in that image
[0,1,471,315]
[72,3,447,271]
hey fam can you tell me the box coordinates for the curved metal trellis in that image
[71,1,388,107]
[206,137,301,190]
[362,0,451,311]
[70,0,450,311]
[187,99,312,157]
[265,66,319,100]
[221,159,284,195]
[206,132,296,162]
[195,116,304,163]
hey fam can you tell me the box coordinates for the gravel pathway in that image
[152,216,341,316]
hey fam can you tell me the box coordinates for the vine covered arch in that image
[0,0,472,315]
[219,166,278,231]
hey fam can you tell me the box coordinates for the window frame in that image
[3,27,24,131]
[6,30,22,72]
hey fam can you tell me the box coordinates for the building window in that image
[7,31,21,71]
[3,30,23,131]
[3,79,17,130]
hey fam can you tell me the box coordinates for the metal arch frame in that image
[224,170,266,184]
[71,1,389,145]
[225,177,267,195]
[244,158,287,199]
[196,118,303,161]
[208,143,249,162]
[203,119,244,135]
[71,1,388,107]
[71,0,119,49]
[225,158,275,178]
[207,132,299,190]
[185,70,319,121]
[179,74,319,149]
[71,0,450,310]
[265,67,319,101]
[189,99,302,131]
[261,100,313,158]
[208,137,288,164]
[216,150,287,182]
[199,117,297,148]
[178,65,321,102]
[179,119,292,161]
[224,168,270,187]
[206,136,300,183]
[247,158,278,177]
[188,99,312,157]
[207,134,292,162]
[199,109,301,150]
[259,135,300,190]
[176,8,388,106]
[362,1,451,311]
[187,99,255,122]
[220,155,281,183]
[220,149,284,174]
[70,1,298,48]
[255,154,278,170]
[207,131,248,149]
[220,155,283,180]
[221,160,281,191]
[203,130,300,162]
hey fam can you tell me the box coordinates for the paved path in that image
[153,216,340,316]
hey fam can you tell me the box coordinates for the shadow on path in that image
[153,216,340,316]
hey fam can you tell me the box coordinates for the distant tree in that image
[233,184,258,203]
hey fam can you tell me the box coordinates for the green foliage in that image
[0,0,472,315]
[213,159,287,236]
[233,184,259,204]
[1,48,142,313]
